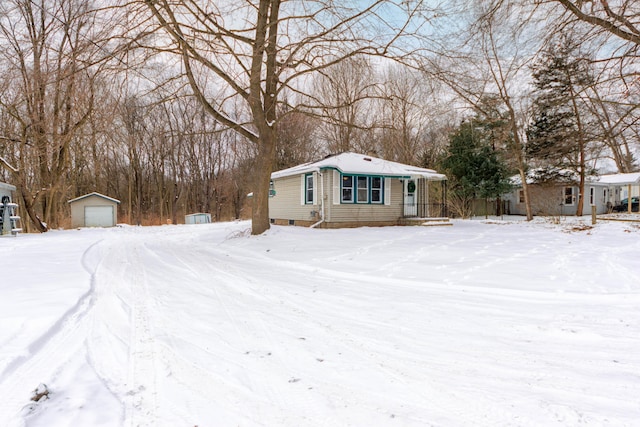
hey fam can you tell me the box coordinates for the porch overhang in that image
[403,172,447,181]
[597,172,640,213]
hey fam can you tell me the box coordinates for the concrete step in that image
[421,218,452,226]
[401,217,452,226]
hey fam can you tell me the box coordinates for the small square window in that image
[564,187,574,205]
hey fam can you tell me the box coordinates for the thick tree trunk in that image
[251,128,276,235]
[508,128,533,221]
[506,105,533,221]
[18,186,48,233]
[576,140,586,216]
[570,88,586,217]
[519,169,534,221]
[248,0,280,235]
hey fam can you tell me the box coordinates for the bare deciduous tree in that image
[545,0,640,46]
[377,65,434,165]
[139,0,431,234]
[275,104,321,170]
[311,57,378,154]
[538,0,640,172]
[0,0,122,231]
[422,2,538,219]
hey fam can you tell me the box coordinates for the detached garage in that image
[68,192,120,228]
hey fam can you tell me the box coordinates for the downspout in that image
[311,171,325,228]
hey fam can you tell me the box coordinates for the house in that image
[504,170,640,216]
[268,152,448,228]
[68,192,120,228]
[597,172,640,212]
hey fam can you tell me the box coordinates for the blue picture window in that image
[341,175,383,204]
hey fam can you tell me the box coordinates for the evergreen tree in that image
[527,36,595,214]
[441,118,513,217]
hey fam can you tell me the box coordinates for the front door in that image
[404,180,417,217]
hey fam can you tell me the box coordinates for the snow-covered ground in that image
[1,217,639,426]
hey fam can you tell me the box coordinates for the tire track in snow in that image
[0,240,102,427]
[599,245,640,292]
[201,236,600,426]
[132,240,223,425]
[139,236,345,425]
[120,238,159,427]
[182,243,514,426]
[141,240,312,424]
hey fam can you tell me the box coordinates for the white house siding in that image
[591,185,612,214]
[269,174,321,222]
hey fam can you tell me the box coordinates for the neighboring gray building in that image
[505,181,610,216]
[68,192,120,228]
[504,171,640,216]
[598,172,640,212]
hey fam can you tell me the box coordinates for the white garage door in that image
[85,206,114,227]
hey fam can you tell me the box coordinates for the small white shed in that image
[185,213,212,224]
[68,192,120,228]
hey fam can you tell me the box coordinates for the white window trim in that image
[301,173,317,205]
[356,176,369,203]
[312,173,318,205]
[384,178,391,205]
[333,170,340,205]
[339,174,388,205]
[341,175,354,203]
[371,177,383,204]
[563,186,575,206]
[305,174,314,204]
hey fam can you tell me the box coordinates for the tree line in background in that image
[0,0,638,233]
